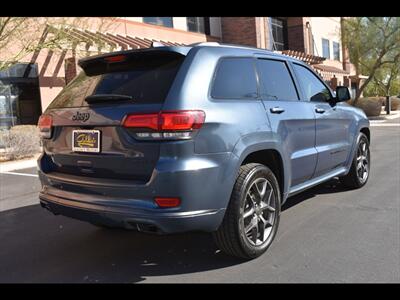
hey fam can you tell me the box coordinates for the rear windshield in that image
[48,54,184,109]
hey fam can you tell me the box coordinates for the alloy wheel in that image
[356,140,369,184]
[240,178,277,246]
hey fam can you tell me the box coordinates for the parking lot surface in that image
[0,124,399,283]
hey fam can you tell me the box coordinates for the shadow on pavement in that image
[0,178,350,283]
[0,205,245,283]
[282,178,349,211]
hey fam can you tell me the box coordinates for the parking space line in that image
[0,171,39,177]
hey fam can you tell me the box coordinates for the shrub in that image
[367,96,386,106]
[0,125,41,161]
[348,98,382,117]
[390,97,400,110]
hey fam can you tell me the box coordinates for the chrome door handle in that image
[315,108,326,114]
[270,107,285,114]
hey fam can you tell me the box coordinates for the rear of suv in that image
[38,43,370,259]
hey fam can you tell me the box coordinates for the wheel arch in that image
[241,149,285,199]
[360,127,370,143]
[232,138,290,204]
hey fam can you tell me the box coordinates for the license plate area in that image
[72,130,101,153]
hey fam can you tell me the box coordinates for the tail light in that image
[38,114,53,139]
[155,197,181,208]
[123,110,205,140]
[104,55,127,63]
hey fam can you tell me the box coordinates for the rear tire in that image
[340,133,370,189]
[213,163,281,259]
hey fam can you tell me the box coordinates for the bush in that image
[390,97,400,110]
[348,98,382,117]
[367,96,386,106]
[0,125,41,161]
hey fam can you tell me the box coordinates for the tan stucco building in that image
[0,17,361,129]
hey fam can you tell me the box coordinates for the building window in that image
[143,17,173,28]
[322,38,330,59]
[270,18,288,51]
[187,17,210,35]
[333,41,340,61]
[0,63,41,128]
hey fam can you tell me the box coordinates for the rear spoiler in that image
[78,47,190,76]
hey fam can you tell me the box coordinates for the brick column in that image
[330,76,338,90]
[64,57,77,85]
[286,17,306,52]
[343,76,351,87]
[340,17,352,72]
[221,17,258,47]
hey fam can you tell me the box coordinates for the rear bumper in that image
[37,151,237,233]
[39,189,225,233]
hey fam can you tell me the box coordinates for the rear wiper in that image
[85,94,133,103]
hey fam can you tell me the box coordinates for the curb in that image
[0,153,40,172]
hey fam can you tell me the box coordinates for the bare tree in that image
[371,54,400,97]
[0,17,117,71]
[342,17,400,104]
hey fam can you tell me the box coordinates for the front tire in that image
[340,132,370,189]
[213,163,281,259]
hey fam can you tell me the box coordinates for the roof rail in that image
[189,41,277,53]
[187,42,221,47]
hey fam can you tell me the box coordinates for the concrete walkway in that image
[369,109,400,121]
[0,153,40,173]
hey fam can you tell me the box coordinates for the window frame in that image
[333,41,340,61]
[186,17,210,35]
[270,17,288,51]
[209,56,261,101]
[255,57,300,101]
[290,62,334,103]
[322,38,330,59]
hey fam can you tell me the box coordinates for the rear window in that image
[211,57,258,99]
[48,54,184,109]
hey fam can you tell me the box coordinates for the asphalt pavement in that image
[0,124,399,283]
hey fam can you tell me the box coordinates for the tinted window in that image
[143,17,173,28]
[256,59,298,101]
[0,63,38,78]
[293,63,331,102]
[211,58,258,99]
[48,56,184,109]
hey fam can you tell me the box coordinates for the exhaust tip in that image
[127,221,161,234]
[40,201,59,215]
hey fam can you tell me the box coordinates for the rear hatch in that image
[41,49,186,183]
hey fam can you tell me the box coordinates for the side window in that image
[292,63,332,102]
[256,59,299,101]
[211,58,258,99]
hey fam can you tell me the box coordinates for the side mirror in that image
[335,86,351,102]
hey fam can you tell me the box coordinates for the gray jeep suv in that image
[37,42,370,259]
